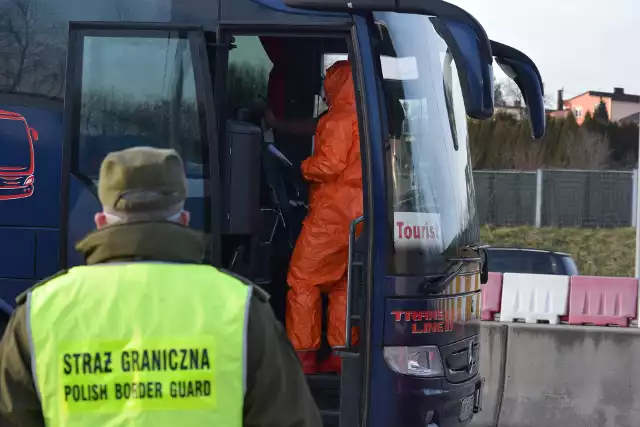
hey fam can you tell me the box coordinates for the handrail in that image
[335,215,365,350]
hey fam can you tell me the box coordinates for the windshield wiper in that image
[419,248,485,295]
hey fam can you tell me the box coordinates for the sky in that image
[449,0,640,104]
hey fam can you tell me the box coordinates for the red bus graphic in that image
[0,110,38,200]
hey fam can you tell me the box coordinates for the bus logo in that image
[0,110,38,200]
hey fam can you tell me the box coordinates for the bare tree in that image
[502,79,523,107]
[499,78,529,121]
[493,79,506,107]
[564,127,611,169]
[498,77,555,112]
[0,0,66,97]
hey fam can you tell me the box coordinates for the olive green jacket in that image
[0,221,322,427]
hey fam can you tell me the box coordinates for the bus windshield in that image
[0,118,32,172]
[373,12,480,276]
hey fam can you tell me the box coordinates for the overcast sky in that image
[449,0,640,103]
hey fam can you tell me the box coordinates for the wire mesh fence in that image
[474,169,635,228]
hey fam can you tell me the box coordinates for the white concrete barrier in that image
[499,273,569,324]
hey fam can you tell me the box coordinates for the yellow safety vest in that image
[26,262,251,427]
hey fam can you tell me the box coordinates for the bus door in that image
[216,24,371,427]
[58,23,221,268]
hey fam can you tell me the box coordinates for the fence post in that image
[535,169,543,228]
[633,169,638,228]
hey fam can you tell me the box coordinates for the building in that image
[619,112,639,125]
[549,88,640,125]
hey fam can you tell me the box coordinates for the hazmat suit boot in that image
[296,351,318,374]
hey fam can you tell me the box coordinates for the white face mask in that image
[103,210,183,225]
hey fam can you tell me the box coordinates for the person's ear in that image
[180,210,191,226]
[94,212,108,229]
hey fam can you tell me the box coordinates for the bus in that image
[0,0,546,425]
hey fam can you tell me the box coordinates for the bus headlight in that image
[24,175,34,186]
[383,346,444,377]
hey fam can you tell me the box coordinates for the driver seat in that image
[261,139,307,248]
[231,105,300,245]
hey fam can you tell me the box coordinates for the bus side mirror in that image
[491,40,546,139]
[29,128,39,141]
[431,18,494,120]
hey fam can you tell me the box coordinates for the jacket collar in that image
[75,221,208,265]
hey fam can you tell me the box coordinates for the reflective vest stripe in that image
[242,284,253,394]
[27,262,249,427]
[25,292,44,404]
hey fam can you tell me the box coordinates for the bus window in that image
[77,34,202,179]
[70,29,211,231]
[226,36,272,118]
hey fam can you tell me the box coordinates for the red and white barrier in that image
[568,276,638,327]
[480,273,640,327]
[481,272,503,321]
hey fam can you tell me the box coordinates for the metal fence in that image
[474,169,636,228]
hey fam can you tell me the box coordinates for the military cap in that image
[98,146,187,216]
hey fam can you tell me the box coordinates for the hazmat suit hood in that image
[324,60,355,108]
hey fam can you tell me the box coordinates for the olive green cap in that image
[98,146,187,216]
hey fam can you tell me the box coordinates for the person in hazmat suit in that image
[285,60,362,374]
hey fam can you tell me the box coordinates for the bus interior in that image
[218,34,361,423]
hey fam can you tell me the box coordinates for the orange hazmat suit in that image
[286,60,363,358]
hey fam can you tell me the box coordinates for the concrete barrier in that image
[471,322,640,427]
[471,322,508,427]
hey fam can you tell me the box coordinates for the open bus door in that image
[58,23,221,269]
